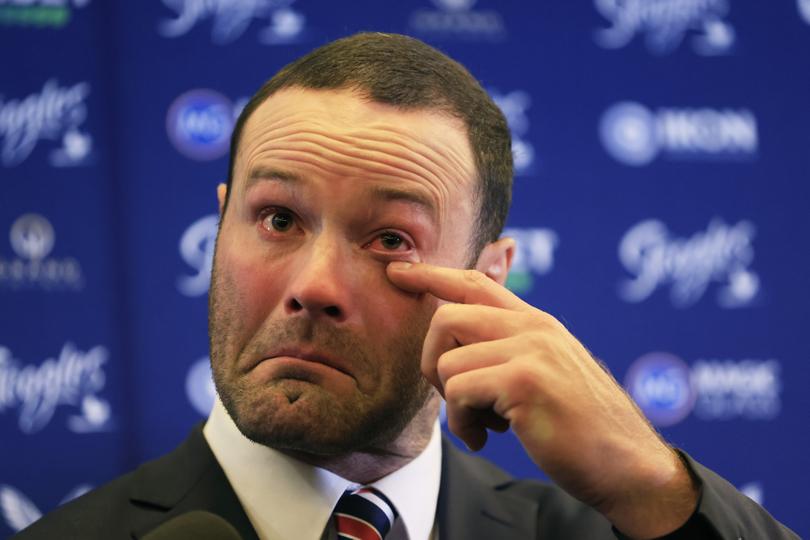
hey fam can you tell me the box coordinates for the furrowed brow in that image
[245,167,302,190]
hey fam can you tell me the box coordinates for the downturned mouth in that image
[266,349,354,378]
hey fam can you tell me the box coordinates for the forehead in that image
[233,88,477,203]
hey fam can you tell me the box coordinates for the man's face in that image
[209,88,477,456]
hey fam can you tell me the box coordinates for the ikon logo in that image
[600,101,758,166]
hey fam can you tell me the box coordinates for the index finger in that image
[386,261,530,311]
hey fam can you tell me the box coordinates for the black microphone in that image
[142,511,243,540]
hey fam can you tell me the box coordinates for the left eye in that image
[379,232,404,250]
[368,231,411,252]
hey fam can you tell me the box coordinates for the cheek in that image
[356,263,437,344]
[215,241,288,331]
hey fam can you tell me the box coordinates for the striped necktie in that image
[334,487,398,540]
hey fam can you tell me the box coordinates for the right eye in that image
[259,208,297,234]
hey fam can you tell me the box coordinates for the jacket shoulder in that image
[12,467,141,539]
[13,425,214,540]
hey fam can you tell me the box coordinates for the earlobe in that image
[475,237,516,287]
[217,183,227,216]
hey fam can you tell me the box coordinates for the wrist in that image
[603,447,700,539]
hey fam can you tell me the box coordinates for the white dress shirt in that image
[203,397,442,540]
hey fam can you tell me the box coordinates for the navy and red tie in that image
[334,487,398,540]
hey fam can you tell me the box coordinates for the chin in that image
[222,384,366,455]
[221,379,430,457]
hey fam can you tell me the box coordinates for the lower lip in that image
[252,356,351,380]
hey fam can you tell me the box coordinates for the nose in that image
[284,235,353,322]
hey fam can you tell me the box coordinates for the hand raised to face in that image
[386,261,699,540]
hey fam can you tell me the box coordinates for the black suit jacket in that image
[13,424,799,539]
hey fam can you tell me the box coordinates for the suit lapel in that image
[127,424,259,540]
[437,437,538,540]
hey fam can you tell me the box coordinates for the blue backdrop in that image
[2,1,809,537]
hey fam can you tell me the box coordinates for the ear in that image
[474,236,516,287]
[217,183,227,216]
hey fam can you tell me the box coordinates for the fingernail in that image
[389,261,412,271]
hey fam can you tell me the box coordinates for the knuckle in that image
[524,331,550,354]
[509,357,545,395]
[435,351,454,380]
[432,303,460,328]
[443,376,462,402]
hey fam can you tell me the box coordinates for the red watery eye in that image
[262,210,295,232]
[379,232,405,250]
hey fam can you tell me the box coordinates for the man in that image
[16,32,798,540]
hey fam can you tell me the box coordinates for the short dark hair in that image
[225,32,513,259]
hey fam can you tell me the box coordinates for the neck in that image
[283,394,441,483]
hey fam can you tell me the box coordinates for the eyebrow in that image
[245,166,437,223]
[245,167,301,189]
[368,185,437,224]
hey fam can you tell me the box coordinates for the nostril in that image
[288,298,304,312]
[324,305,341,318]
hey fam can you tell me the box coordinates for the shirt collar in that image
[203,397,442,540]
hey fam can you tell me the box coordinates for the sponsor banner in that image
[739,482,764,505]
[625,352,782,427]
[177,213,218,297]
[166,90,246,161]
[593,0,736,55]
[0,79,93,168]
[600,101,758,166]
[618,218,759,308]
[157,0,309,45]
[490,89,537,176]
[800,0,810,25]
[0,484,92,533]
[0,0,90,29]
[503,227,558,295]
[185,356,215,416]
[407,0,506,41]
[0,213,84,291]
[0,343,113,434]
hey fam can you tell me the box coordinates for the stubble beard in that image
[207,261,435,458]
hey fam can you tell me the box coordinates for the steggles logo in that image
[618,218,760,308]
[0,343,112,434]
[0,79,92,167]
[177,214,218,297]
[158,0,307,45]
[594,0,735,55]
